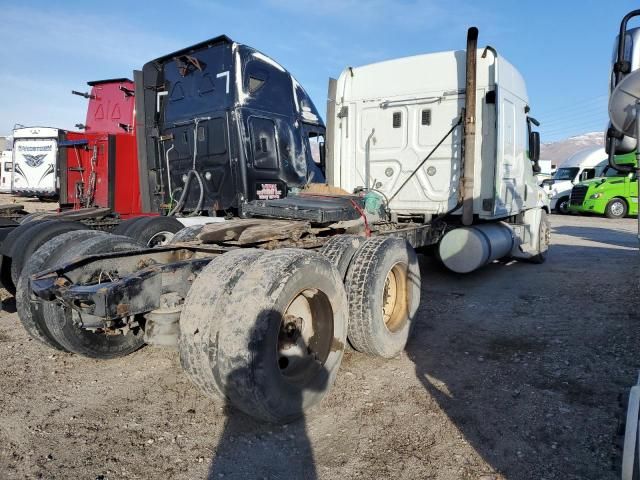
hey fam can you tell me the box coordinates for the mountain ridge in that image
[540,132,604,168]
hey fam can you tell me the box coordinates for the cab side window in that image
[580,168,596,181]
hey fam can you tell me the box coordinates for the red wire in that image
[349,199,371,237]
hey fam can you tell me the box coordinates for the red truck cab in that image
[59,79,144,218]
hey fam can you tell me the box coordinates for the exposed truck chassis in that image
[25,197,546,424]
[32,216,444,323]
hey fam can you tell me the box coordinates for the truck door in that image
[494,86,526,216]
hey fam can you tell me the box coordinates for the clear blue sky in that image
[0,0,638,142]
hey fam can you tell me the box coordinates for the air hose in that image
[168,118,208,217]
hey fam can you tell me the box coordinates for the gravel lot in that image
[0,209,638,480]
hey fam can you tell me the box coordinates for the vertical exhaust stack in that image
[462,27,478,226]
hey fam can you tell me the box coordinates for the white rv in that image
[11,127,59,198]
[0,150,12,193]
[543,146,608,214]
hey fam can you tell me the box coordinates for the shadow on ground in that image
[553,224,638,249]
[208,409,316,479]
[406,244,639,479]
[206,314,328,480]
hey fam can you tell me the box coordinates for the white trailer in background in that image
[11,127,59,199]
[0,150,12,193]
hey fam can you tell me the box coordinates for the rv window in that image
[4,162,12,172]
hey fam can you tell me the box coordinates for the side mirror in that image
[606,124,637,154]
[529,131,540,163]
[319,141,326,165]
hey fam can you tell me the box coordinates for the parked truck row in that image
[541,146,638,219]
[7,28,549,423]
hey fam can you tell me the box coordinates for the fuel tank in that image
[438,223,514,273]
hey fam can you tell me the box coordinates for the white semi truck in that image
[11,126,59,198]
[327,38,549,271]
[21,28,549,423]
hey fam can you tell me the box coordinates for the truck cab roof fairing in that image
[148,35,233,66]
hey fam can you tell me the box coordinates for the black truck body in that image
[136,36,326,215]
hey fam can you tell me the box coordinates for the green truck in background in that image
[568,152,638,219]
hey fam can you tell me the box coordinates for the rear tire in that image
[41,235,146,359]
[180,249,348,423]
[0,219,55,294]
[19,212,47,224]
[124,216,183,246]
[9,220,87,286]
[0,218,18,244]
[0,219,18,292]
[179,249,267,398]
[111,217,146,236]
[345,236,421,358]
[169,224,206,244]
[16,230,107,351]
[318,234,364,279]
[530,209,550,264]
[605,198,628,219]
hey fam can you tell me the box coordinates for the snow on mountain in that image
[540,132,604,168]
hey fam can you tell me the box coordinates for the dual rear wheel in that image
[320,235,421,358]
[16,231,147,358]
[15,226,421,423]
[179,249,348,423]
[180,236,421,422]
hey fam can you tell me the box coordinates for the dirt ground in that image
[0,193,58,215]
[0,204,638,480]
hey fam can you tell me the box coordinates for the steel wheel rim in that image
[611,201,624,217]
[277,289,333,384]
[147,231,175,247]
[382,262,409,333]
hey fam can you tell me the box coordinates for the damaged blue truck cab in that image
[137,36,326,215]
